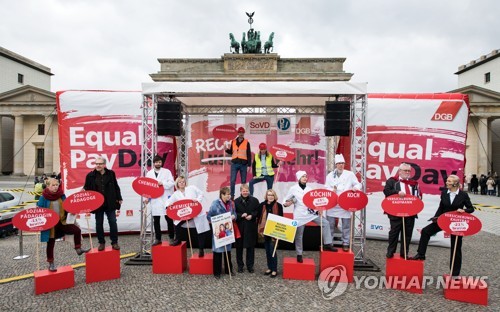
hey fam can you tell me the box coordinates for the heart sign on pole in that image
[270,144,295,162]
[437,212,482,236]
[167,199,203,221]
[338,191,368,212]
[132,177,164,199]
[212,125,238,140]
[381,195,424,217]
[13,208,60,232]
[303,189,338,211]
[63,191,105,214]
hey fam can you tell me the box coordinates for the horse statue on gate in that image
[229,33,240,54]
[241,32,247,54]
[264,32,274,53]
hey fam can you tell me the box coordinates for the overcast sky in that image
[1,0,498,93]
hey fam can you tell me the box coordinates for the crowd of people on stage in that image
[37,127,476,278]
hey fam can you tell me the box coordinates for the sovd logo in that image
[431,101,462,122]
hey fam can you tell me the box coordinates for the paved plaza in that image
[0,176,498,311]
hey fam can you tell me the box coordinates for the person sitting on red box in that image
[144,155,175,247]
[325,154,362,252]
[283,170,338,264]
[39,178,90,272]
[225,127,252,200]
[383,162,422,259]
[410,175,474,276]
[248,143,280,197]
[165,176,210,257]
[207,187,237,279]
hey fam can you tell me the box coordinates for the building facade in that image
[0,47,58,176]
[453,49,500,177]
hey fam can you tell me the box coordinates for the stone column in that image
[0,117,3,174]
[477,117,489,175]
[44,115,54,174]
[13,115,24,175]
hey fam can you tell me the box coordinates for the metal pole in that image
[13,230,30,260]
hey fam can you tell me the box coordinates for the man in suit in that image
[410,175,475,276]
[383,162,422,259]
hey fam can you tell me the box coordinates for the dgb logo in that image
[277,118,291,131]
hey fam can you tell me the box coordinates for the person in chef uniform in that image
[165,176,210,257]
[325,154,362,252]
[283,170,338,263]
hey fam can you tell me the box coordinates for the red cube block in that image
[152,241,187,274]
[443,274,488,306]
[319,250,354,283]
[85,246,121,284]
[34,265,75,295]
[283,257,316,281]
[385,255,424,294]
[189,253,213,275]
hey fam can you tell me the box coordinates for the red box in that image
[443,274,488,306]
[283,257,316,281]
[34,265,74,295]
[85,246,121,284]
[385,255,424,294]
[152,241,187,274]
[189,253,213,275]
[319,250,354,283]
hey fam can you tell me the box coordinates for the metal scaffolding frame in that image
[132,90,375,269]
[126,94,157,264]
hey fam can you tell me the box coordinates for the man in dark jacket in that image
[234,184,260,273]
[383,162,422,259]
[84,157,123,251]
[410,175,474,276]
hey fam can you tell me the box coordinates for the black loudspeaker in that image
[157,101,182,136]
[324,101,351,136]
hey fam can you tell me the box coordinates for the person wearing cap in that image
[144,155,175,246]
[383,162,422,259]
[283,171,337,263]
[225,127,252,199]
[325,154,362,252]
[248,142,280,197]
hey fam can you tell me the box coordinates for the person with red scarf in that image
[39,178,89,272]
[383,162,422,259]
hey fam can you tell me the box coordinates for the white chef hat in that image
[334,154,345,164]
[295,170,307,181]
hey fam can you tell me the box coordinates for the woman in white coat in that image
[165,176,210,257]
[283,170,337,263]
[325,154,362,251]
[144,155,175,246]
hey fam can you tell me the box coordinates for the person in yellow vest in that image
[249,143,280,196]
[225,127,252,199]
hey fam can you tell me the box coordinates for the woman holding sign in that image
[410,175,474,276]
[165,176,209,257]
[207,187,237,279]
[39,178,89,272]
[257,189,283,278]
